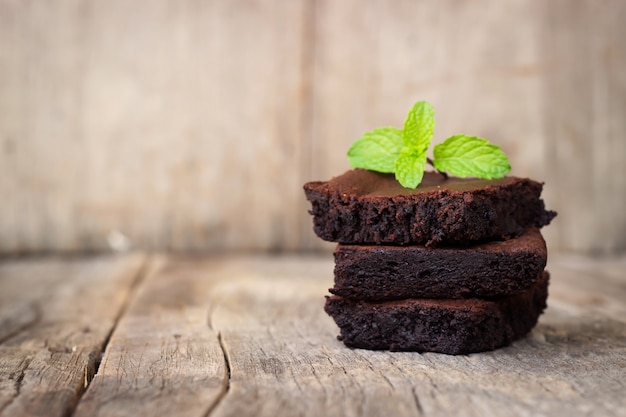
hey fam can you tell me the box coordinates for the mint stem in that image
[426,157,448,179]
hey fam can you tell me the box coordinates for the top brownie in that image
[304,169,556,246]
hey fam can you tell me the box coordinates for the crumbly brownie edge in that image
[324,271,549,354]
[304,177,556,246]
[331,229,547,300]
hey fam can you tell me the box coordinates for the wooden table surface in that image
[0,253,624,417]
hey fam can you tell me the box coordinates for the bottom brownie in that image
[324,271,549,355]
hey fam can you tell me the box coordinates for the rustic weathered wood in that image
[0,0,309,253]
[0,255,145,417]
[547,254,626,320]
[1,254,625,416]
[208,256,422,417]
[201,255,626,417]
[542,0,626,254]
[74,257,227,417]
[1,1,625,255]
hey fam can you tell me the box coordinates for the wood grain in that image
[1,254,624,416]
[74,257,227,417]
[0,0,625,255]
[0,0,309,253]
[202,255,626,417]
[542,0,626,254]
[0,254,145,417]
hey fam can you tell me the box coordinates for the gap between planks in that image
[72,256,231,417]
[0,254,147,417]
[65,255,154,417]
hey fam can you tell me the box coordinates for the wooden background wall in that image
[0,0,625,255]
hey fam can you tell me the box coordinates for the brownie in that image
[304,169,556,246]
[324,271,549,354]
[332,228,547,300]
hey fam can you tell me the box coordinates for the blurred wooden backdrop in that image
[0,0,625,255]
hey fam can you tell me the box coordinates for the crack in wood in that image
[203,332,231,417]
[13,359,29,395]
[62,256,153,417]
[0,357,32,415]
[356,351,395,391]
[411,386,424,416]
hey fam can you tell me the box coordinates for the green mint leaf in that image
[402,101,435,152]
[394,147,427,188]
[433,135,511,179]
[347,127,403,173]
[345,100,513,189]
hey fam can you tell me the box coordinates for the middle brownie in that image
[331,227,547,300]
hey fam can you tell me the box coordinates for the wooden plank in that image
[0,301,38,345]
[198,255,626,417]
[542,0,626,254]
[73,257,227,417]
[0,0,308,253]
[207,256,420,417]
[1,254,624,416]
[0,254,145,417]
[547,254,626,320]
[1,0,625,255]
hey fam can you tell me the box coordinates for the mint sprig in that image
[433,135,511,179]
[347,127,402,173]
[402,101,434,152]
[346,101,511,188]
[395,147,426,189]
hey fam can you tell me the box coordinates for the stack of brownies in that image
[304,169,557,354]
